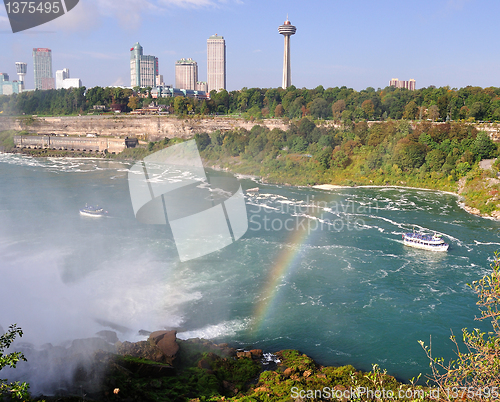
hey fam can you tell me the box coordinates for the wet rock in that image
[117,340,165,363]
[197,358,212,370]
[249,349,263,358]
[333,385,349,402]
[70,337,116,354]
[96,330,119,344]
[149,330,179,358]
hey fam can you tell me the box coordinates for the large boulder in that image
[149,330,179,358]
[117,330,179,365]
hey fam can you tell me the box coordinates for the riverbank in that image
[310,183,497,221]
[4,137,499,222]
[206,154,500,222]
[27,331,433,402]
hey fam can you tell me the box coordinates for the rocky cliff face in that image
[0,115,291,141]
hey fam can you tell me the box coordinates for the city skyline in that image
[1,1,500,92]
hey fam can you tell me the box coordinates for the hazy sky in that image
[0,0,499,91]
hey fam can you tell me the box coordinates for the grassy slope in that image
[201,150,499,217]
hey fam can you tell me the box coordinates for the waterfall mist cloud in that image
[0,157,206,394]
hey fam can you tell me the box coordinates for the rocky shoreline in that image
[17,330,431,402]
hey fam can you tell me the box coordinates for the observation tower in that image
[278,17,296,89]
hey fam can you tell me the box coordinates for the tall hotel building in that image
[130,42,159,88]
[389,78,416,91]
[33,48,55,90]
[207,34,226,93]
[175,58,198,90]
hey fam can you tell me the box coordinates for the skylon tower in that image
[278,17,296,89]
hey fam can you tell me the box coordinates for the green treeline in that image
[192,119,499,214]
[3,85,500,121]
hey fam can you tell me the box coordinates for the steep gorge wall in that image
[0,115,291,141]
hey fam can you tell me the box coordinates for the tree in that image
[341,109,353,122]
[393,138,426,170]
[472,131,497,160]
[421,255,500,395]
[361,99,375,120]
[428,105,440,121]
[468,102,485,121]
[174,96,187,115]
[403,101,418,120]
[298,118,316,139]
[274,104,284,117]
[332,99,346,120]
[194,133,211,151]
[291,136,307,153]
[127,95,139,110]
[0,325,29,401]
[437,95,449,120]
[309,98,330,119]
[425,149,446,171]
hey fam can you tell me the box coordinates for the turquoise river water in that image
[0,153,499,384]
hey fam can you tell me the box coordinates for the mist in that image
[0,156,211,395]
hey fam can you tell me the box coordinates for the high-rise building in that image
[130,42,158,88]
[56,68,82,89]
[15,62,27,91]
[175,58,198,90]
[33,48,55,90]
[390,78,416,91]
[207,34,226,93]
[278,17,296,89]
[156,74,165,87]
[0,73,21,95]
[196,81,208,92]
[56,68,69,89]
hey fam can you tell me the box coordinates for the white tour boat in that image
[79,204,107,218]
[402,232,449,252]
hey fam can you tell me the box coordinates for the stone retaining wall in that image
[1,115,292,141]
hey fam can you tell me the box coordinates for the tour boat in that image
[79,204,107,218]
[402,231,449,252]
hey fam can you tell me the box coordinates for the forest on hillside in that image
[189,119,499,215]
[2,85,500,122]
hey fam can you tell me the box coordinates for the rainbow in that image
[251,209,324,334]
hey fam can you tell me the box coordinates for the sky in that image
[0,0,499,92]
